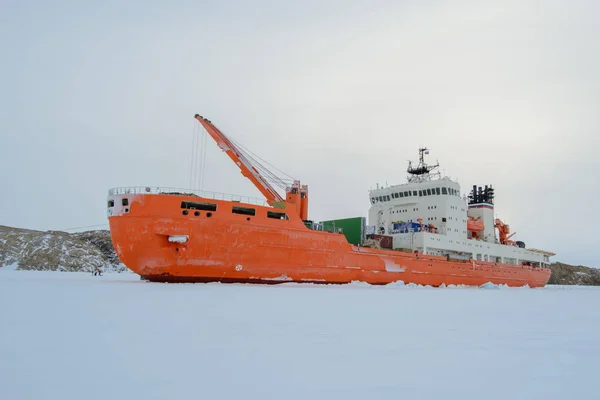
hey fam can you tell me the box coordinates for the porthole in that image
[182,210,188,215]
[194,211,200,216]
[207,212,212,218]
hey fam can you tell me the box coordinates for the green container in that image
[319,216,366,245]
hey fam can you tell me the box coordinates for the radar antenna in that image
[407,147,440,182]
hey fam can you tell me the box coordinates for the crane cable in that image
[200,124,207,191]
[189,121,198,190]
[193,121,295,194]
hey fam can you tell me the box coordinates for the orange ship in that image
[107,114,552,287]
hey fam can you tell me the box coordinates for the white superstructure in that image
[367,148,555,267]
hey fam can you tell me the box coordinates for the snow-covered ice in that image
[1,270,599,400]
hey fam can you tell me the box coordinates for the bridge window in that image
[267,211,289,220]
[181,201,217,211]
[122,198,129,206]
[399,192,404,198]
[419,190,423,196]
[232,206,256,216]
[436,188,440,195]
[442,187,447,194]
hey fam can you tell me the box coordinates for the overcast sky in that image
[1,0,598,266]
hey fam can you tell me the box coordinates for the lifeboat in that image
[467,216,484,232]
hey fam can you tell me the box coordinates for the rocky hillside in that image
[0,225,127,273]
[548,262,600,286]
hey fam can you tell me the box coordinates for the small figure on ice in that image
[92,266,103,276]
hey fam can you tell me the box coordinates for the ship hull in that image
[108,193,551,288]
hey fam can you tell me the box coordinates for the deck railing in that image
[107,186,267,206]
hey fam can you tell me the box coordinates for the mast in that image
[194,114,309,219]
[406,147,440,182]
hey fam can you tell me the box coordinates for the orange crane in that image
[194,115,309,220]
[495,218,516,245]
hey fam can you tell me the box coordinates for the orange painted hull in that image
[108,193,551,288]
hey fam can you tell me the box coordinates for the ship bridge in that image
[368,147,465,239]
[366,148,554,267]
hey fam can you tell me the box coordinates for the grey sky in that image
[1,0,598,266]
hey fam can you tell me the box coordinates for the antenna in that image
[406,147,440,183]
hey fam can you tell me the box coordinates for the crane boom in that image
[194,114,285,205]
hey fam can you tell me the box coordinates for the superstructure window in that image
[412,191,417,196]
[108,200,114,207]
[399,192,404,198]
[386,195,390,201]
[436,188,440,195]
[267,211,289,220]
[419,190,423,196]
[122,198,129,206]
[442,187,447,195]
[427,189,432,196]
[181,201,217,211]
[232,206,256,216]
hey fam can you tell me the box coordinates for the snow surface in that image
[4,262,19,271]
[1,270,599,400]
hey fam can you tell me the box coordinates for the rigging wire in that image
[189,120,198,190]
[234,147,290,191]
[194,122,201,191]
[197,123,205,191]
[196,126,200,191]
[200,125,208,191]
[234,144,285,181]
[230,138,295,190]
[231,138,296,181]
[59,223,109,231]
[193,121,294,195]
